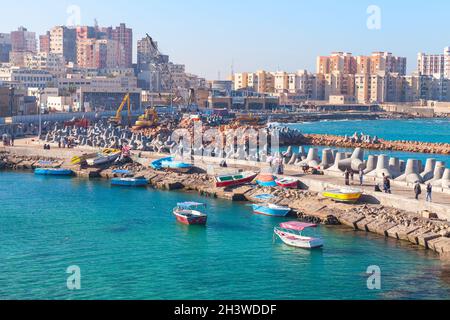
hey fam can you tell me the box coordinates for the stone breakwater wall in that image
[1,151,450,261]
[304,134,450,155]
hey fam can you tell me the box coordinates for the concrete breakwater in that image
[1,150,450,261]
[304,134,450,155]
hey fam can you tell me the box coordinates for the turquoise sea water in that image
[1,172,450,300]
[285,119,450,164]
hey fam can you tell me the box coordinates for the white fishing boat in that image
[86,149,121,166]
[274,222,324,249]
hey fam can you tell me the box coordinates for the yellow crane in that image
[109,93,131,125]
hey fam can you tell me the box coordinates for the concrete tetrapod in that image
[319,149,335,170]
[364,155,378,175]
[325,152,345,173]
[366,155,393,178]
[421,159,437,182]
[338,148,365,172]
[395,159,423,184]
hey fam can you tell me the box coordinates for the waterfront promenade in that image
[3,138,450,220]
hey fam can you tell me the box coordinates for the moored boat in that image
[151,157,193,173]
[86,149,121,167]
[34,168,73,176]
[173,202,208,225]
[111,177,148,187]
[274,221,324,249]
[256,174,277,187]
[252,203,291,217]
[215,172,258,188]
[322,188,362,203]
[276,177,299,189]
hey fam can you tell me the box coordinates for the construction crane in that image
[109,93,131,126]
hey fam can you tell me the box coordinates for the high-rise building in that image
[39,32,51,53]
[10,26,37,53]
[110,23,132,68]
[0,33,12,62]
[417,47,450,79]
[50,26,77,63]
[370,52,407,75]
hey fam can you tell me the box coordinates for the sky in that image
[1,0,449,79]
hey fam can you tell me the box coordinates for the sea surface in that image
[1,172,450,300]
[283,118,450,164]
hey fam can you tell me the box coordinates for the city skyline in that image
[1,0,450,79]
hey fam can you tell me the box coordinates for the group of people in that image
[344,168,365,187]
[360,171,433,202]
[414,181,433,202]
[57,137,76,149]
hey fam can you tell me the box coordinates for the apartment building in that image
[418,47,450,79]
[49,26,77,63]
[10,27,37,54]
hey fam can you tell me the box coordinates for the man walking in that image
[414,182,422,200]
[359,168,364,186]
[426,183,432,202]
[344,169,350,186]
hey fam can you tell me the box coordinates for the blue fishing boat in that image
[34,168,73,176]
[112,169,132,175]
[111,177,148,187]
[151,157,193,173]
[252,203,291,217]
[256,174,277,187]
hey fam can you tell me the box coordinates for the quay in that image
[2,139,450,261]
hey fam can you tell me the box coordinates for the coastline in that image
[2,144,450,262]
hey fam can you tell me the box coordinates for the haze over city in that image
[1,0,449,78]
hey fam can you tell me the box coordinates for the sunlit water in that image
[1,172,449,300]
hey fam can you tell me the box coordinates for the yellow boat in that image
[322,189,362,203]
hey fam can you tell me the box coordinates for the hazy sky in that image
[1,0,449,79]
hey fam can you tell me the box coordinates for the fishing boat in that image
[111,177,148,187]
[253,194,276,202]
[322,188,362,203]
[252,203,291,217]
[256,174,277,187]
[34,168,73,176]
[86,149,121,167]
[215,172,258,188]
[173,202,208,225]
[151,157,193,173]
[276,177,299,189]
[274,221,324,249]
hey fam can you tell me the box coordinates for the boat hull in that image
[34,168,73,176]
[173,210,207,225]
[323,191,362,203]
[252,204,291,217]
[276,179,299,189]
[111,178,148,187]
[216,173,258,188]
[274,229,324,249]
[257,180,277,187]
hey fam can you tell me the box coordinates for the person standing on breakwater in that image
[383,173,392,194]
[414,182,422,200]
[359,168,364,186]
[426,183,433,202]
[344,169,350,186]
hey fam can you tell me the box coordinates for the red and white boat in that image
[173,202,208,226]
[215,172,258,188]
[276,177,299,189]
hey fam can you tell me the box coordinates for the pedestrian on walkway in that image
[350,169,355,182]
[426,183,432,202]
[344,169,350,186]
[359,168,364,186]
[414,181,422,200]
[383,173,391,194]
